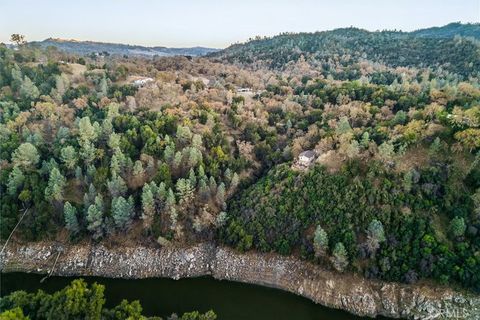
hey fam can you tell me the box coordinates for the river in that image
[0,273,384,319]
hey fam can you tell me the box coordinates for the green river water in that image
[0,272,390,319]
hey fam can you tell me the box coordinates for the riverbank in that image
[1,241,479,319]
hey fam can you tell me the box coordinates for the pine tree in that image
[133,160,144,177]
[187,147,202,168]
[198,178,209,201]
[163,144,175,164]
[87,195,104,239]
[7,166,24,196]
[378,141,395,163]
[216,182,226,204]
[75,166,83,180]
[80,141,97,165]
[336,116,352,135]
[78,116,97,146]
[197,165,205,178]
[12,143,39,170]
[331,242,349,272]
[176,125,192,144]
[313,225,329,257]
[45,167,67,202]
[365,219,386,255]
[173,151,182,169]
[216,211,227,227]
[64,202,79,234]
[142,183,156,229]
[112,196,135,229]
[175,178,195,206]
[108,132,121,151]
[157,182,167,201]
[361,131,370,148]
[450,216,466,238]
[188,168,197,187]
[107,174,127,197]
[166,188,176,207]
[368,220,386,242]
[98,77,108,98]
[224,168,232,182]
[61,146,77,170]
[192,134,203,148]
[209,176,217,194]
[19,76,40,100]
[230,173,240,191]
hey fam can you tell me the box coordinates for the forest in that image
[1,22,479,298]
[0,279,216,320]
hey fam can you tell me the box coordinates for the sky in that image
[1,0,479,48]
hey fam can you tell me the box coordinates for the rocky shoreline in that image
[1,242,479,319]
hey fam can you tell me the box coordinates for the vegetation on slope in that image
[212,23,480,79]
[1,25,479,294]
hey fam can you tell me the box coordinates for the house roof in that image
[299,150,315,159]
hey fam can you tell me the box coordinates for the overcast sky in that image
[1,0,479,48]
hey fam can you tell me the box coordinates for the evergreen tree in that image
[64,201,79,234]
[313,225,329,257]
[173,151,183,169]
[78,116,97,146]
[112,196,135,229]
[176,125,192,144]
[80,141,97,164]
[176,178,195,206]
[187,147,202,168]
[336,116,352,135]
[331,242,349,272]
[45,167,67,202]
[230,173,240,191]
[365,219,386,255]
[87,195,104,239]
[198,178,209,201]
[12,143,39,170]
[188,168,197,187]
[197,165,206,178]
[209,176,217,194]
[450,216,466,238]
[60,146,77,170]
[108,132,121,151]
[163,144,175,164]
[133,160,144,176]
[216,182,226,204]
[224,168,232,182]
[192,134,203,148]
[141,183,156,229]
[107,174,127,197]
[7,166,24,196]
[19,76,40,100]
[157,182,167,201]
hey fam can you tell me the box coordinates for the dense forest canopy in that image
[211,23,480,79]
[1,23,479,296]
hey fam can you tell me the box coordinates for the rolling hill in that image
[210,23,480,79]
[28,38,220,57]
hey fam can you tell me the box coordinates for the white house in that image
[298,150,316,166]
[132,77,154,87]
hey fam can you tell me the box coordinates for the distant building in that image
[132,77,154,87]
[298,150,316,166]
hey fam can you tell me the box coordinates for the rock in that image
[2,241,479,319]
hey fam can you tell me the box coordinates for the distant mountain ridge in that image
[411,22,480,39]
[28,38,220,57]
[211,22,480,78]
